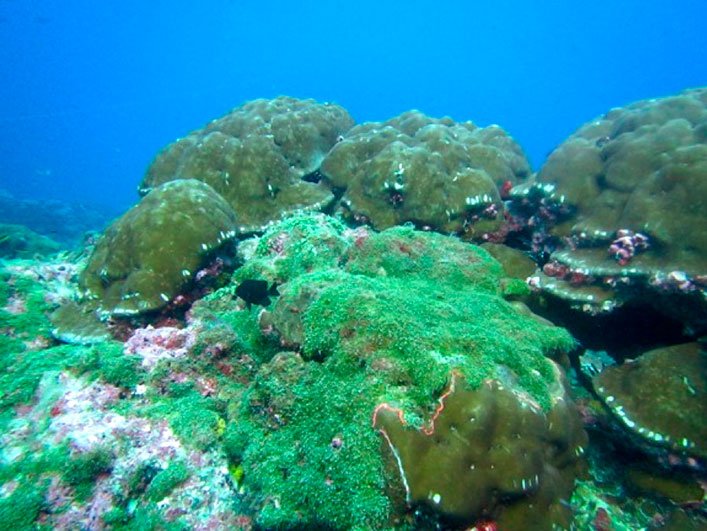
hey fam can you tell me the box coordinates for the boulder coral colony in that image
[0,92,705,529]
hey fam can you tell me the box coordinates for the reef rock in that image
[140,96,354,233]
[79,179,237,317]
[320,110,530,238]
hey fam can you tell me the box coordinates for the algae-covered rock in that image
[141,96,354,233]
[79,179,237,317]
[217,213,585,528]
[233,212,352,287]
[320,110,530,238]
[0,260,57,354]
[527,88,707,329]
[592,342,706,463]
[0,223,62,258]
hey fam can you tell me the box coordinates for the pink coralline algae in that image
[4,294,26,315]
[124,325,197,370]
[47,377,125,453]
[194,257,225,283]
[608,230,649,266]
[5,260,78,307]
[4,371,241,529]
[650,270,704,294]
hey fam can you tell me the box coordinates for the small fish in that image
[235,279,278,308]
[579,349,616,378]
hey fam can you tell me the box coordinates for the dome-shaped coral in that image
[528,88,707,329]
[80,179,237,316]
[320,110,530,239]
[140,97,354,233]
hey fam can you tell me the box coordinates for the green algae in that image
[0,444,69,487]
[295,272,567,409]
[0,342,138,417]
[64,447,115,500]
[135,387,225,452]
[102,460,191,530]
[0,480,49,530]
[104,502,183,531]
[344,224,504,293]
[232,355,392,529]
[233,212,352,286]
[145,461,191,502]
[72,341,141,389]
[205,213,582,527]
[190,292,280,365]
[0,445,71,530]
[0,263,54,352]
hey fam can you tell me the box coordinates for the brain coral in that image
[320,110,530,238]
[79,179,237,317]
[140,96,354,233]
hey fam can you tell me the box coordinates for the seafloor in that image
[1,91,705,530]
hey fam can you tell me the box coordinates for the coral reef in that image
[78,179,237,317]
[5,88,707,529]
[141,96,354,233]
[320,110,530,238]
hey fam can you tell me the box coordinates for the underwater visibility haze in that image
[1,0,706,210]
[0,1,706,530]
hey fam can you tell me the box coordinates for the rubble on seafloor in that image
[1,91,706,529]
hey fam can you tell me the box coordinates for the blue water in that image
[1,0,705,212]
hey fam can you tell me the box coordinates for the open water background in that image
[1,0,705,212]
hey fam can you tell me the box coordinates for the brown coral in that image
[140,96,354,233]
[320,110,530,238]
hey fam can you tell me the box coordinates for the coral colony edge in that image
[1,91,706,530]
